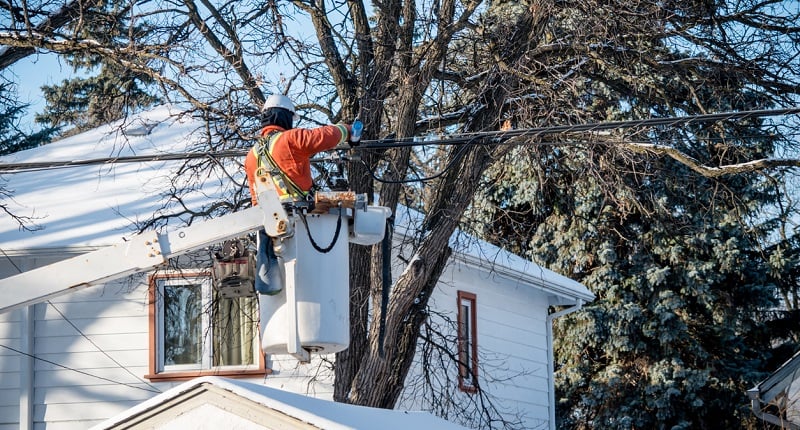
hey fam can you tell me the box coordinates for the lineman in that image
[245,94,358,295]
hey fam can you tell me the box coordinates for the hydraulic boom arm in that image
[0,207,269,314]
[0,163,297,314]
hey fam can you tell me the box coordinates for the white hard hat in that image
[262,94,295,114]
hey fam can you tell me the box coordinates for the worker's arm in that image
[244,148,259,206]
[286,124,351,157]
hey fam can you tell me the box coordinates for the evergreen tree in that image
[470,56,797,430]
[0,81,56,155]
[544,150,783,428]
[33,0,159,134]
[460,0,800,426]
[36,65,159,134]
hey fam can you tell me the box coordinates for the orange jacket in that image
[245,124,350,205]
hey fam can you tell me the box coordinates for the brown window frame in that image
[457,290,478,393]
[145,271,269,382]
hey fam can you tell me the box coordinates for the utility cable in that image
[47,301,163,393]
[0,149,247,173]
[362,134,479,185]
[0,247,23,273]
[378,216,394,358]
[298,209,342,253]
[0,344,161,394]
[362,106,800,149]
[0,246,163,394]
[0,107,797,173]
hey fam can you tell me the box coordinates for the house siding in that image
[0,254,340,428]
[0,307,23,429]
[29,280,151,429]
[398,258,552,429]
[0,238,585,430]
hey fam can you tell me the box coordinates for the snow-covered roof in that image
[392,206,593,302]
[0,106,593,302]
[0,105,216,250]
[92,376,470,430]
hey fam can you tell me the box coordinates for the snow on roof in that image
[93,376,470,430]
[0,106,593,301]
[392,205,594,301]
[0,105,216,249]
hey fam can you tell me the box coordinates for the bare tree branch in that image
[625,140,800,177]
[0,0,106,69]
[182,0,265,105]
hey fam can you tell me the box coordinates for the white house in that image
[749,349,800,429]
[0,106,594,429]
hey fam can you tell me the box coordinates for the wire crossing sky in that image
[0,106,798,173]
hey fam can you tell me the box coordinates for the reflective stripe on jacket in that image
[245,124,349,206]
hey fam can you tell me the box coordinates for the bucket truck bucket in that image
[258,203,391,362]
[351,205,392,245]
[259,212,350,361]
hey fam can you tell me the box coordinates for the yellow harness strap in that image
[255,131,308,200]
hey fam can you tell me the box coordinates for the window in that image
[146,272,266,381]
[457,291,478,393]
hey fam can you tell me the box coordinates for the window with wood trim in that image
[457,291,478,393]
[146,272,266,381]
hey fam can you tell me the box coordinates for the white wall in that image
[0,253,339,429]
[0,306,23,430]
[397,256,552,430]
[31,282,153,429]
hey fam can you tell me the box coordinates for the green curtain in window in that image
[213,295,257,366]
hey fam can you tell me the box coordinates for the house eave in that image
[451,251,595,305]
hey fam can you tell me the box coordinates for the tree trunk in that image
[334,0,538,409]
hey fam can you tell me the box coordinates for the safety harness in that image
[254,130,340,253]
[254,131,312,201]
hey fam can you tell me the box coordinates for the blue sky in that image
[7,53,80,128]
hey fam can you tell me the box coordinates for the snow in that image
[392,203,594,301]
[0,104,593,302]
[0,105,213,249]
[92,376,470,430]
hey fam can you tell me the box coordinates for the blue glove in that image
[350,120,363,146]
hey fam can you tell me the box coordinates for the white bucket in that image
[259,213,350,355]
[350,206,392,245]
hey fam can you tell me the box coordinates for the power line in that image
[0,106,798,174]
[0,246,163,395]
[371,106,800,149]
[47,300,164,394]
[0,344,161,393]
[0,149,248,173]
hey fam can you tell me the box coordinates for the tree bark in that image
[0,0,107,70]
[334,0,538,409]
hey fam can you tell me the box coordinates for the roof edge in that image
[452,250,595,303]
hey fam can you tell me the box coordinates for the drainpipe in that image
[20,305,34,430]
[748,389,800,430]
[546,299,584,430]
